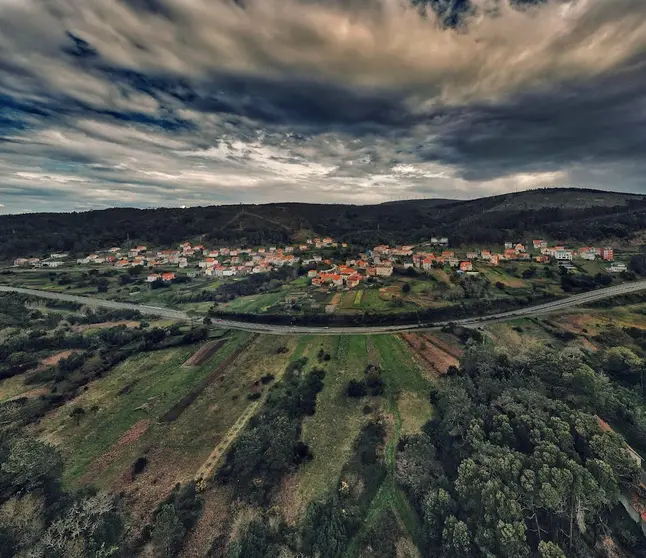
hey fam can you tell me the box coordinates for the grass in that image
[484,267,528,288]
[0,374,45,402]
[292,336,372,511]
[223,290,285,313]
[343,334,430,556]
[34,330,252,485]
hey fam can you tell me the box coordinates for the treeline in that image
[2,189,646,260]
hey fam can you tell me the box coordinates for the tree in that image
[423,488,456,543]
[151,504,185,558]
[395,434,436,500]
[602,347,643,386]
[538,540,566,558]
[347,380,367,398]
[69,407,86,425]
[402,283,411,294]
[1,438,63,494]
[442,516,471,556]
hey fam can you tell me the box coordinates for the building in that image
[553,249,574,261]
[608,263,627,273]
[459,261,473,272]
[466,252,478,260]
[375,264,394,277]
[146,274,161,282]
[601,247,614,261]
[346,273,362,288]
[161,272,176,282]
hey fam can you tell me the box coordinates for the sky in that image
[1,0,645,214]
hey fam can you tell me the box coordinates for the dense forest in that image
[1,188,645,259]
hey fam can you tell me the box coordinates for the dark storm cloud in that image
[1,0,646,213]
[431,59,646,181]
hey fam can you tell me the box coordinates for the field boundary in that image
[159,334,259,423]
[182,339,227,367]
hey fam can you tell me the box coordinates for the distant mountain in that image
[1,188,645,259]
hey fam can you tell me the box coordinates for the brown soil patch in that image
[81,419,151,484]
[179,486,235,558]
[182,339,226,367]
[423,333,463,359]
[74,321,140,332]
[274,473,303,526]
[400,334,459,375]
[330,292,342,305]
[41,350,76,367]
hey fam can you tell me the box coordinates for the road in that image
[3,280,646,335]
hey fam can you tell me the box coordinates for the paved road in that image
[0,285,188,321]
[3,280,646,335]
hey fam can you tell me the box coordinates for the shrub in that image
[347,380,367,398]
[132,456,148,476]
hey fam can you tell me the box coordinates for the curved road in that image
[2,280,646,335]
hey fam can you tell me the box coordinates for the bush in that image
[347,379,367,398]
[132,456,148,476]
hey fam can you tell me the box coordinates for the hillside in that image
[1,188,645,258]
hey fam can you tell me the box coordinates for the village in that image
[11,237,626,291]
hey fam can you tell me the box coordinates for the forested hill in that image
[1,188,645,259]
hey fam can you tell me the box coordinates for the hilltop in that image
[1,187,645,258]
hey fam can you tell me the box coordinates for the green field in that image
[291,336,372,511]
[34,330,252,485]
[341,335,431,556]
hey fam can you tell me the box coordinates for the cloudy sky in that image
[1,0,645,213]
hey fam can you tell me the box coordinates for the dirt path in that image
[41,350,76,367]
[194,399,262,484]
[193,338,287,485]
